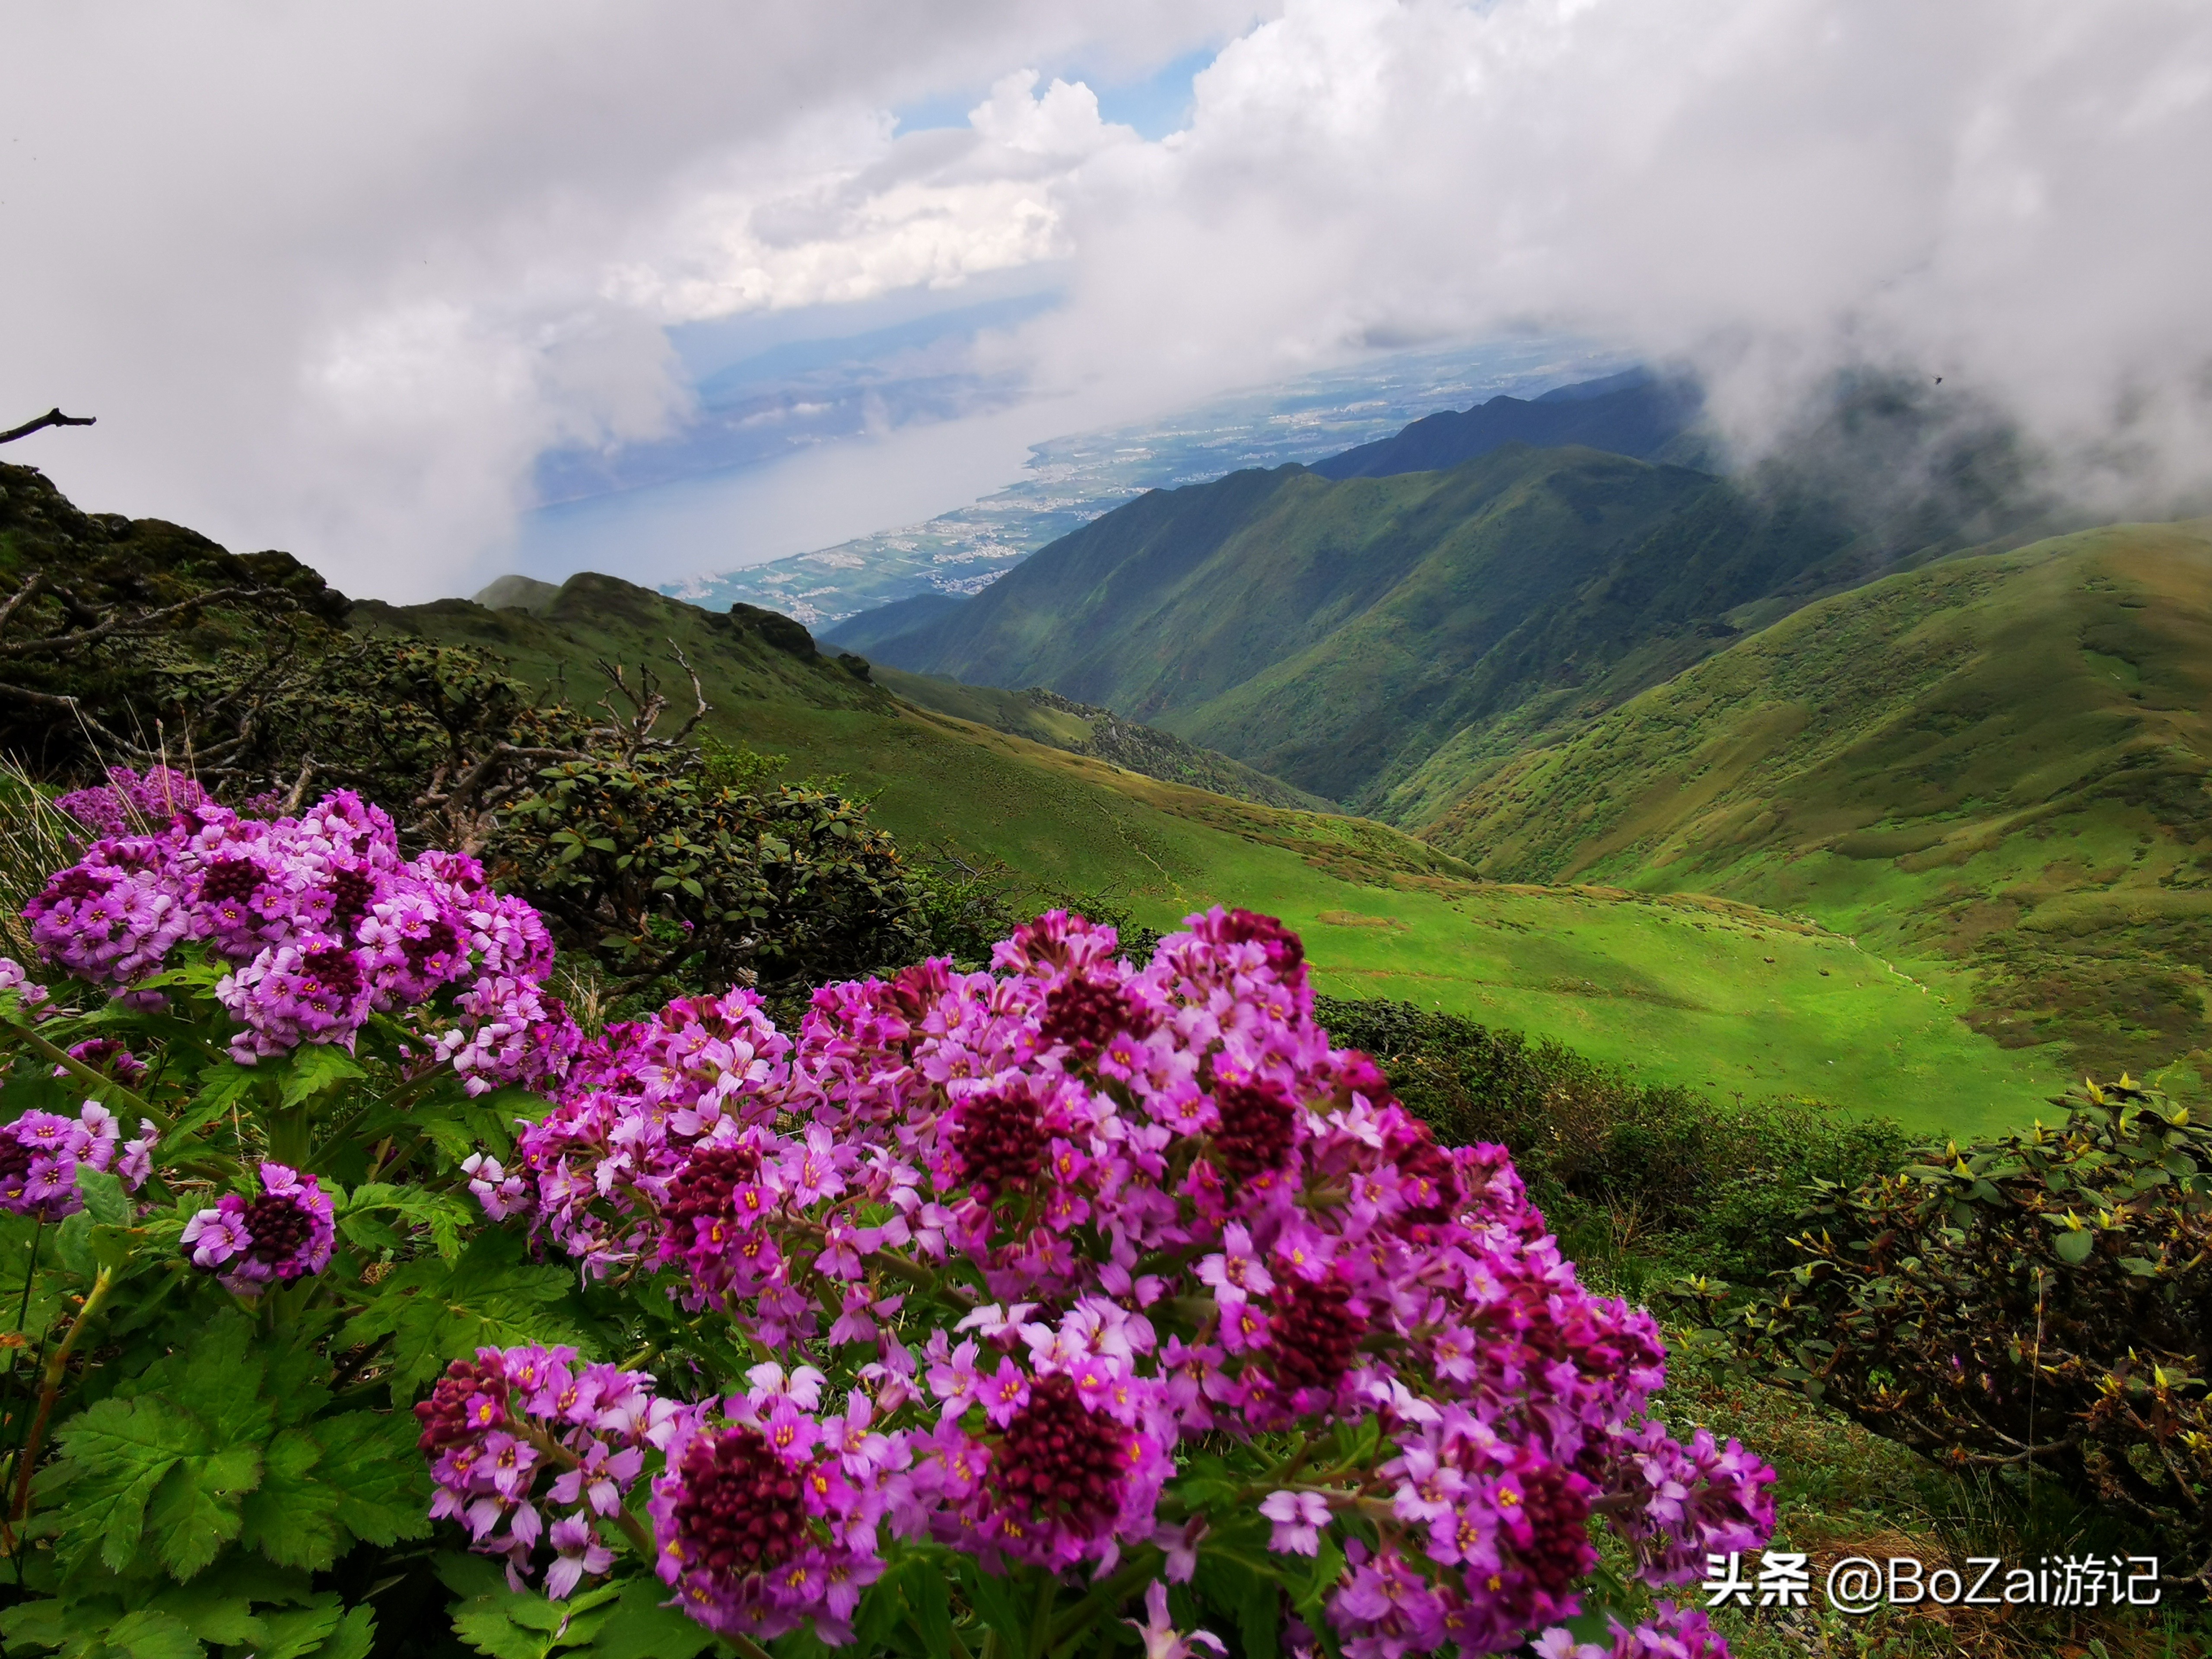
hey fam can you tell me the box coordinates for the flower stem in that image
[10,1265,116,1521]
[0,1020,174,1133]
[1046,1547,1163,1649]
[513,1419,657,1560]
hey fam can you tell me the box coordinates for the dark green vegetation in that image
[1427,520,2212,1083]
[1685,1074,2212,1586]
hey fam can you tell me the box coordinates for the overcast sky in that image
[6,0,2209,601]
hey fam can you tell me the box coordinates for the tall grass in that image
[0,758,82,963]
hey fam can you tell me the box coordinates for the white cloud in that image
[1023,0,2212,505]
[0,2,1255,598]
[4,0,2206,601]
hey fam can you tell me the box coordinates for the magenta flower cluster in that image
[416,1345,675,1600]
[180,1160,336,1294]
[0,957,51,1017]
[53,766,214,840]
[21,790,577,1088]
[452,908,1776,1656]
[0,1092,157,1220]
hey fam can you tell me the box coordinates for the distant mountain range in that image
[800,369,2212,1084]
[829,429,2019,810]
[1308,368,1706,480]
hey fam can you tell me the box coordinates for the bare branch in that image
[0,572,47,641]
[0,681,153,758]
[281,755,317,815]
[664,639,710,745]
[0,585,274,659]
[0,410,96,446]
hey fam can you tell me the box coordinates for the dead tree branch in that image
[0,410,96,446]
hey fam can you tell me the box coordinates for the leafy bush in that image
[492,753,924,998]
[0,791,602,1658]
[1686,1076,2212,1588]
[1314,997,1910,1283]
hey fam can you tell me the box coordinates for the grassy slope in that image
[870,664,1335,812]
[357,573,2067,1131]
[1419,520,2212,1087]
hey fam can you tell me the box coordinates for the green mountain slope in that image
[866,443,1986,810]
[357,572,2069,1128]
[871,665,1335,811]
[1421,520,2212,1084]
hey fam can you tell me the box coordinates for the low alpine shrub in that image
[1685,1075,2212,1590]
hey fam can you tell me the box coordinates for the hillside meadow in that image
[1420,518,2212,1089]
[366,573,2073,1132]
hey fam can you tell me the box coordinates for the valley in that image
[803,370,2206,1108]
[375,559,2070,1131]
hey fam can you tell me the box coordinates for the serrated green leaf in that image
[144,1582,266,1646]
[72,1168,129,1228]
[100,1610,202,1659]
[148,1444,260,1578]
[338,1229,592,1401]
[451,1599,555,1659]
[277,1045,366,1110]
[0,1596,118,1656]
[53,1212,97,1280]
[344,1183,473,1262]
[305,1607,375,1659]
[315,1411,432,1546]
[44,1393,193,1573]
[254,1597,346,1659]
[173,1062,263,1140]
[337,1211,402,1253]
[238,1427,346,1570]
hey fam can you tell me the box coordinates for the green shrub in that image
[492,753,924,996]
[1686,1075,2212,1586]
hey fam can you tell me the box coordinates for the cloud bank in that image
[4,0,2207,598]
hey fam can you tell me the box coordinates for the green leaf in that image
[952,1557,1028,1659]
[580,1579,711,1659]
[339,1228,593,1401]
[305,1608,375,1659]
[0,1596,123,1658]
[72,1168,130,1229]
[43,1394,197,1573]
[278,1045,366,1110]
[315,1410,433,1547]
[451,1597,571,1659]
[174,1062,264,1140]
[148,1444,261,1577]
[343,1183,473,1262]
[253,1597,346,1659]
[238,1427,347,1570]
[2055,1227,2097,1265]
[144,1582,266,1646]
[97,1611,202,1659]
